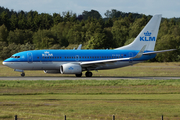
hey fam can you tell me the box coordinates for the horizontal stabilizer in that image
[143,49,176,55]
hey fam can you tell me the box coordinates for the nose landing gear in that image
[14,69,25,77]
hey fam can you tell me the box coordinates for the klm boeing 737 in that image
[2,14,175,77]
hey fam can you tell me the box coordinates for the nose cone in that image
[2,59,11,66]
[2,60,8,66]
[2,59,14,69]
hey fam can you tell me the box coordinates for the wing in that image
[80,45,146,67]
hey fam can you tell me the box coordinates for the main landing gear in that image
[21,72,25,77]
[85,71,92,77]
[75,71,93,77]
[75,73,82,77]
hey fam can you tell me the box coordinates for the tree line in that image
[0,6,179,62]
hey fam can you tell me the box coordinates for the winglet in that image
[131,45,146,59]
[73,44,82,50]
[77,44,82,50]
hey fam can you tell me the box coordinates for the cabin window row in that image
[41,57,61,59]
[38,55,126,59]
[64,56,122,59]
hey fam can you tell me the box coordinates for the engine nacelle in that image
[60,64,82,74]
[44,70,60,74]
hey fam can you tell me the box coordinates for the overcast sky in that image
[0,0,180,18]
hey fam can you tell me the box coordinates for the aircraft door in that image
[75,55,79,61]
[27,52,33,62]
[129,52,133,63]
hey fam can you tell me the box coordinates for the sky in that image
[0,0,180,18]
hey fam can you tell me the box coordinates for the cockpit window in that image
[11,56,20,58]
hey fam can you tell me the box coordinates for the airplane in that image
[2,14,175,77]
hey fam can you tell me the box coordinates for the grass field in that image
[0,62,180,119]
[0,80,180,120]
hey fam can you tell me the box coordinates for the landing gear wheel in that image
[75,73,82,77]
[85,72,92,77]
[21,72,25,77]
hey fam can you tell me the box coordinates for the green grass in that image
[0,80,180,119]
[1,62,180,119]
[0,80,180,95]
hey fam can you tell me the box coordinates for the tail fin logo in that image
[140,31,155,41]
[144,31,151,36]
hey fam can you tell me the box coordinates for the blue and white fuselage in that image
[3,49,155,70]
[2,14,175,77]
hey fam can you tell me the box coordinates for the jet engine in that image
[60,64,82,74]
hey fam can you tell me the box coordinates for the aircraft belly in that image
[6,62,65,70]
